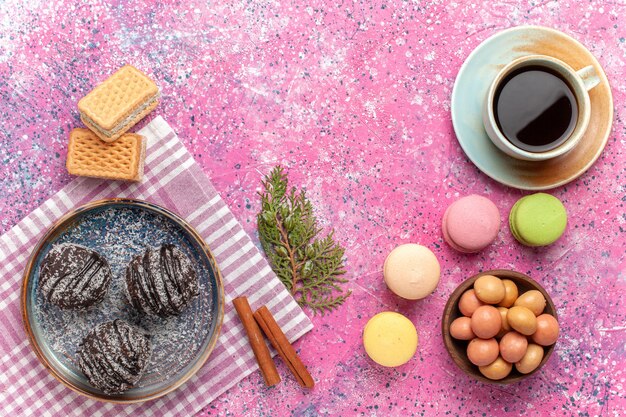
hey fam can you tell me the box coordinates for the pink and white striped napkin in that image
[0,116,313,416]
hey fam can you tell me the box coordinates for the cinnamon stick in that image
[253,305,314,388]
[232,297,280,386]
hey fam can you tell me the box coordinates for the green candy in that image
[509,193,567,246]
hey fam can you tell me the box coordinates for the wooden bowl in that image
[442,269,557,384]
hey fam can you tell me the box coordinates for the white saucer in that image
[451,26,613,190]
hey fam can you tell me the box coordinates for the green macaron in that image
[509,193,567,246]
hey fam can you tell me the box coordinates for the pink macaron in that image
[442,195,500,253]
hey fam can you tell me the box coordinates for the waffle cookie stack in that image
[66,65,159,182]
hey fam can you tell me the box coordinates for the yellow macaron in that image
[363,312,418,367]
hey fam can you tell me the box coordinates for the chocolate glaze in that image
[125,244,199,317]
[78,320,151,394]
[39,243,112,309]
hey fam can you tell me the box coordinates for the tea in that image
[493,66,578,153]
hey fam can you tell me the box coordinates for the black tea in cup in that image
[493,66,578,153]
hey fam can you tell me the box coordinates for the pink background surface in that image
[1,1,625,416]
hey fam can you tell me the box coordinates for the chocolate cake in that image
[78,320,151,394]
[125,244,199,317]
[39,243,113,309]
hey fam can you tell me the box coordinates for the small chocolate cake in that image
[125,244,199,317]
[39,243,112,309]
[78,320,151,394]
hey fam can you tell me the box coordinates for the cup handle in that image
[576,65,601,91]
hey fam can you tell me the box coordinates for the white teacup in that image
[483,55,600,161]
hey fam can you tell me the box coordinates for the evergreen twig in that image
[257,166,351,315]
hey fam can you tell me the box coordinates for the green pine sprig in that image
[257,166,351,315]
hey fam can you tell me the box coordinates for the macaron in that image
[509,193,567,246]
[442,195,500,253]
[363,312,418,367]
[383,243,441,300]
[383,244,440,300]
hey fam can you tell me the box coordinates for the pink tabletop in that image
[1,1,625,416]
